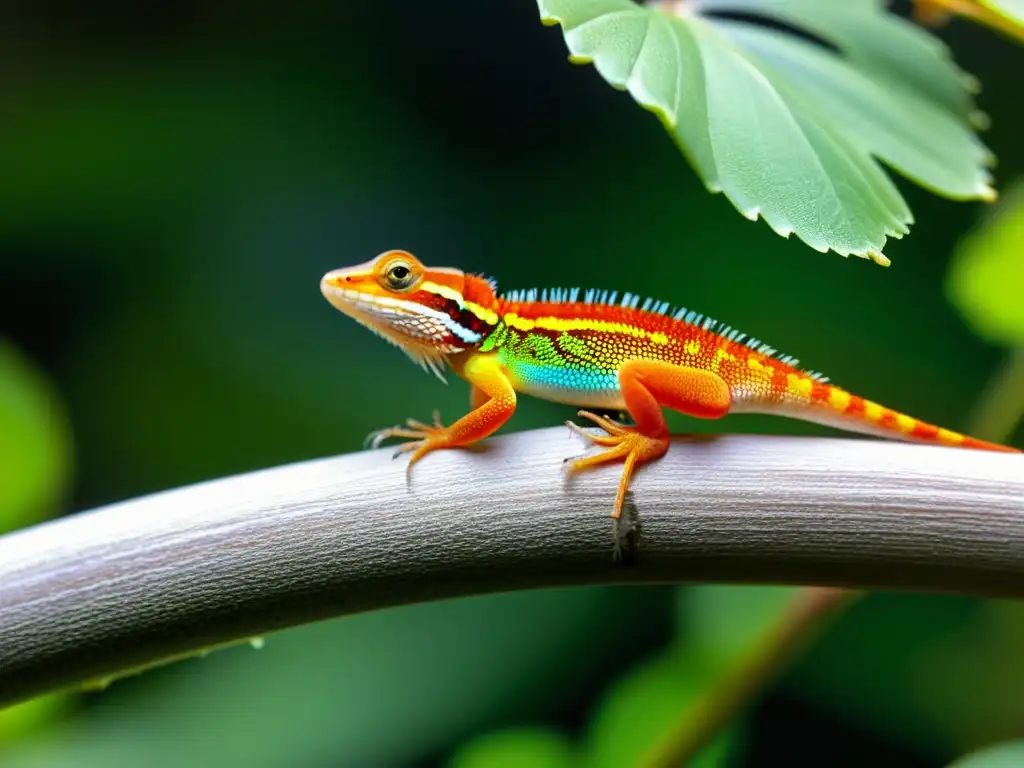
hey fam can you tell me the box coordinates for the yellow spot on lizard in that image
[467,302,499,326]
[828,388,851,411]
[895,413,917,434]
[937,428,964,445]
[863,401,884,421]
[787,373,813,398]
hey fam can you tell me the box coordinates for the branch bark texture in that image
[1,430,1022,708]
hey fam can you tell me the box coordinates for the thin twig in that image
[640,587,857,768]
[967,347,1024,444]
[1,430,1022,710]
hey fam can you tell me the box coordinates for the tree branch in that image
[1,430,1022,709]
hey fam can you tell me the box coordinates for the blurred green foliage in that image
[583,650,742,768]
[949,739,1024,767]
[450,728,578,768]
[679,586,800,665]
[1,2,1022,766]
[0,341,74,744]
[947,180,1024,346]
[0,341,72,533]
[946,180,1024,441]
[793,595,1024,760]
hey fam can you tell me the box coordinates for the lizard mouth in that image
[322,280,453,381]
[320,273,357,311]
[321,275,413,325]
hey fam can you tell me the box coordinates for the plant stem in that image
[967,347,1024,444]
[639,588,857,768]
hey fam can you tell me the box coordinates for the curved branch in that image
[1,430,1022,708]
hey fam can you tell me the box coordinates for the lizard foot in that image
[365,409,451,468]
[564,410,669,520]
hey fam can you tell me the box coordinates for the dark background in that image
[0,1,1022,766]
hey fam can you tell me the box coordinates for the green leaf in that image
[537,0,993,263]
[712,19,991,201]
[698,0,983,120]
[585,651,743,768]
[948,740,1024,767]
[0,339,72,533]
[946,181,1024,347]
[449,728,578,768]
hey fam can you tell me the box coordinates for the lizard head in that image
[320,249,498,380]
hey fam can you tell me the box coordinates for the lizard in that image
[320,249,1020,519]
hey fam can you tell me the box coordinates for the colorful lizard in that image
[321,250,1020,519]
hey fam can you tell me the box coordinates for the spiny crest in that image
[473,274,499,294]
[499,285,830,382]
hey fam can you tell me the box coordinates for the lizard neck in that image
[449,273,502,353]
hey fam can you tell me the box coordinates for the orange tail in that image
[811,387,1021,453]
[958,435,1021,453]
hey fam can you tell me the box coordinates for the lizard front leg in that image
[367,353,516,468]
[565,359,731,518]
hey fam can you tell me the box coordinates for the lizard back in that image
[484,287,828,411]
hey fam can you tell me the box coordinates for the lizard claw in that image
[402,409,444,432]
[366,414,452,474]
[365,428,389,449]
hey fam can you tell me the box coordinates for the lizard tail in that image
[745,382,1023,453]
[815,387,1020,453]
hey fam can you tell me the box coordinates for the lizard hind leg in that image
[564,360,731,519]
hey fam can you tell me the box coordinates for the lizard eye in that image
[383,261,417,291]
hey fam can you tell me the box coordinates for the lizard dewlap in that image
[321,250,1020,519]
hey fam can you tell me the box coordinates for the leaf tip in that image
[970,110,991,131]
[979,184,998,203]
[867,250,892,267]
